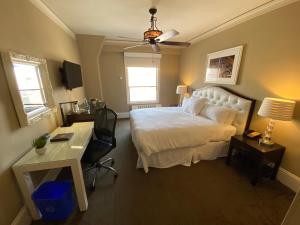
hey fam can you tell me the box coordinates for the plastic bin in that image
[32,181,75,221]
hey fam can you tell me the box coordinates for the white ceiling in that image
[42,0,272,42]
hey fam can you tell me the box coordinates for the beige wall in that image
[99,50,129,112]
[179,2,300,176]
[0,1,85,225]
[100,44,181,112]
[77,34,105,99]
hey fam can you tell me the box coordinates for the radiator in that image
[131,104,162,110]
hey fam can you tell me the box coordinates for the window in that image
[126,67,158,103]
[13,62,46,114]
[1,52,55,127]
[124,53,161,104]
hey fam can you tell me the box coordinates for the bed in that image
[130,86,255,173]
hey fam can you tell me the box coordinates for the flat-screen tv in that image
[62,60,83,90]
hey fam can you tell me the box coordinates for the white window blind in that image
[124,53,161,104]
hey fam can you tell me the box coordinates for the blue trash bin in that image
[32,181,75,221]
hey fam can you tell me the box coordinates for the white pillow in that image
[183,98,208,115]
[182,96,190,108]
[200,105,237,125]
[225,109,238,125]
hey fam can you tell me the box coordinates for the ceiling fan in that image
[124,8,191,53]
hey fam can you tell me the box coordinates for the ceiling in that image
[42,0,272,42]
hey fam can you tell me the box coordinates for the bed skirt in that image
[134,139,229,173]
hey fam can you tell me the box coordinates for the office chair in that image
[82,107,118,191]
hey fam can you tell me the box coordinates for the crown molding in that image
[102,41,182,55]
[105,39,143,45]
[29,0,76,39]
[189,0,299,44]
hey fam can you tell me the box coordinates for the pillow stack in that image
[182,96,237,125]
[200,104,237,125]
[182,97,208,115]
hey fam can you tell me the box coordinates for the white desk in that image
[13,122,93,220]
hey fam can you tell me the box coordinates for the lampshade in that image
[176,85,187,95]
[258,97,296,121]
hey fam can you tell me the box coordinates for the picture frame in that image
[205,45,243,85]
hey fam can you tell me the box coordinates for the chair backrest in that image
[94,108,117,147]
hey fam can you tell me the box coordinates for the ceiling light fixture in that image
[143,8,163,41]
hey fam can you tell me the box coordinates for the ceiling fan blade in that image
[160,41,191,47]
[155,29,179,42]
[151,44,160,53]
[124,43,149,50]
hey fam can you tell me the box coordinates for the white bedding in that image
[130,107,236,156]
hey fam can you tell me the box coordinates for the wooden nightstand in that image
[226,135,285,185]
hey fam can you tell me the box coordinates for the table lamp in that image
[258,97,295,145]
[176,85,187,106]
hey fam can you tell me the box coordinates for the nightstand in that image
[226,135,285,185]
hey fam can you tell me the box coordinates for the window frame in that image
[1,51,56,127]
[125,66,160,105]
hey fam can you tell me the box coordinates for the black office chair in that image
[82,107,118,190]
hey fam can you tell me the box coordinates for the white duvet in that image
[130,107,236,156]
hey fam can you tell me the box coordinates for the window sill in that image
[27,107,56,125]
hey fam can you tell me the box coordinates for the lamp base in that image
[259,138,274,146]
[260,119,275,146]
[178,94,184,107]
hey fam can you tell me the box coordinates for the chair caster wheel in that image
[114,173,118,178]
[90,186,96,191]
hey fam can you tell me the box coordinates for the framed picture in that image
[205,45,243,85]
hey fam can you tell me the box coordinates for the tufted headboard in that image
[192,86,256,135]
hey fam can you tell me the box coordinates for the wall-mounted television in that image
[61,60,83,90]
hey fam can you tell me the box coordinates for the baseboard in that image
[277,167,300,192]
[117,112,130,119]
[11,206,32,225]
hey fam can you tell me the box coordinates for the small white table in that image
[13,122,93,220]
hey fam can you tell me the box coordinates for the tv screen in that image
[62,61,83,90]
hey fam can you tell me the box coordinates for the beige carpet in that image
[33,119,294,225]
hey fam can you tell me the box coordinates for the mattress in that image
[130,107,236,156]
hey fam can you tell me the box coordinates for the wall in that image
[0,0,85,225]
[179,1,300,176]
[100,44,181,112]
[77,34,105,99]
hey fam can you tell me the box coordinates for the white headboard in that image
[192,86,255,135]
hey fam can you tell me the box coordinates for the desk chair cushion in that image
[82,139,113,164]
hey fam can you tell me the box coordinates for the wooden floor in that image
[33,119,294,225]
